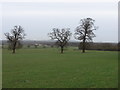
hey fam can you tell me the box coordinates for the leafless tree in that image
[74,18,97,53]
[48,28,72,53]
[5,25,26,53]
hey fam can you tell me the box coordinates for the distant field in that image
[2,48,118,88]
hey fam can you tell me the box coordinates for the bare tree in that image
[5,25,26,53]
[74,18,97,53]
[48,28,72,53]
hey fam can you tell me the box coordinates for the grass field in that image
[2,47,118,88]
[0,49,2,89]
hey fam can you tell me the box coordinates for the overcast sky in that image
[0,0,118,42]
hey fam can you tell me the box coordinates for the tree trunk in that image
[82,28,87,53]
[61,46,64,54]
[12,41,17,54]
[12,48,15,54]
[82,39,86,53]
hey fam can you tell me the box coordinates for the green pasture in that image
[0,49,2,89]
[2,48,118,88]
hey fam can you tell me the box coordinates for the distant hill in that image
[1,40,55,45]
[1,40,118,51]
[1,40,118,45]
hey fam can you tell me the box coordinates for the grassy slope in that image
[2,48,118,88]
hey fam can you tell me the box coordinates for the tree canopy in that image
[48,28,72,53]
[74,18,97,53]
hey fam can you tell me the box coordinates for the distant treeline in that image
[85,42,118,51]
[69,42,119,51]
[1,40,119,51]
